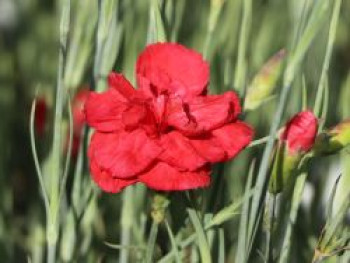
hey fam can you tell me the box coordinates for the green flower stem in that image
[119,187,133,263]
[29,99,49,213]
[203,0,225,59]
[314,0,342,117]
[145,220,159,263]
[164,220,181,263]
[187,208,212,263]
[278,172,307,263]
[234,0,251,94]
[48,0,71,262]
[266,194,276,263]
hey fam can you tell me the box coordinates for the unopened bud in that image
[269,111,318,194]
[314,120,350,155]
[151,194,170,223]
[244,49,286,111]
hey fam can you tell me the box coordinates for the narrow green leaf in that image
[151,0,166,42]
[319,191,350,251]
[326,174,342,221]
[94,0,119,92]
[265,195,277,263]
[207,189,253,228]
[301,74,307,110]
[218,228,225,263]
[248,136,271,148]
[164,220,181,263]
[51,0,71,215]
[29,98,49,213]
[104,242,145,251]
[203,0,225,59]
[235,160,255,263]
[145,220,159,263]
[120,187,134,263]
[187,208,212,263]
[60,210,76,262]
[58,94,73,205]
[278,172,307,263]
[314,0,342,117]
[320,78,329,131]
[234,0,252,94]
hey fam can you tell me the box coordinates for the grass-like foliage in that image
[0,0,349,262]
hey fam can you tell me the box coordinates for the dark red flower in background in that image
[66,88,90,157]
[85,43,253,193]
[34,97,48,137]
[280,110,318,155]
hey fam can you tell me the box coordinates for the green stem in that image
[266,195,276,263]
[187,208,212,263]
[164,220,181,263]
[119,187,133,263]
[278,172,307,263]
[314,0,342,117]
[47,242,57,263]
[46,215,58,263]
[234,0,251,94]
[145,221,159,263]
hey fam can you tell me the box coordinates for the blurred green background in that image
[0,0,349,262]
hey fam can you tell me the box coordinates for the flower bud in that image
[244,49,286,111]
[269,111,318,194]
[313,120,350,155]
[151,194,170,224]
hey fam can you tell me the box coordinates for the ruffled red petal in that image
[139,162,211,191]
[136,43,209,99]
[212,122,254,161]
[90,156,137,193]
[85,73,138,132]
[158,131,207,171]
[166,95,196,133]
[166,91,241,135]
[89,130,162,179]
[85,90,127,132]
[108,73,137,102]
[190,135,227,163]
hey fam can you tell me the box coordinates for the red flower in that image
[85,43,253,193]
[280,110,318,155]
[34,97,47,137]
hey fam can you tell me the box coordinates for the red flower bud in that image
[269,110,318,194]
[280,110,318,155]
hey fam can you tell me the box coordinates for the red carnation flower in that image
[280,110,318,155]
[85,43,253,193]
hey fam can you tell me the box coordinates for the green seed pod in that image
[314,120,350,155]
[244,49,286,111]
